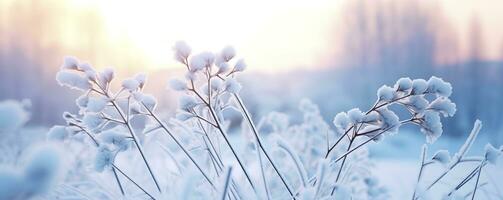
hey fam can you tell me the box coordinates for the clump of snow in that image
[56,71,91,91]
[0,100,30,132]
[233,58,247,72]
[377,85,395,101]
[46,126,69,141]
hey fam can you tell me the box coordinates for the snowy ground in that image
[370,130,503,200]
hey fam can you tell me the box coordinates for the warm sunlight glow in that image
[69,0,341,71]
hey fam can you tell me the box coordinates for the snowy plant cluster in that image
[1,43,502,200]
[0,100,67,200]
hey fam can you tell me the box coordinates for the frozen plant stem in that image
[142,103,217,189]
[108,93,162,193]
[190,87,257,192]
[112,164,156,200]
[75,125,150,198]
[411,145,427,200]
[471,163,483,200]
[232,93,295,197]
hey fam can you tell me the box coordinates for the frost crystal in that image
[56,71,91,91]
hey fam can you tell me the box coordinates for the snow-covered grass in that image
[0,43,502,200]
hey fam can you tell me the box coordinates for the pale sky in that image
[1,0,502,72]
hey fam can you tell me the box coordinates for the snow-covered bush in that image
[45,43,502,200]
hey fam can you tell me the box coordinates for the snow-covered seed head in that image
[86,97,108,113]
[78,62,94,72]
[377,85,395,101]
[394,77,413,91]
[140,94,157,111]
[225,78,242,94]
[431,150,451,165]
[427,76,452,97]
[121,78,140,91]
[94,145,114,172]
[173,41,192,64]
[189,52,215,72]
[134,73,147,89]
[376,108,400,134]
[420,110,443,143]
[176,111,195,121]
[411,79,428,95]
[405,96,429,112]
[100,127,130,152]
[56,71,92,91]
[347,108,364,123]
[169,79,188,91]
[428,97,456,117]
[333,112,350,132]
[179,95,198,111]
[233,58,247,72]
[210,78,224,91]
[82,113,104,130]
[485,143,501,164]
[61,56,79,70]
[46,125,69,141]
[219,46,236,62]
[99,68,115,86]
[216,62,230,74]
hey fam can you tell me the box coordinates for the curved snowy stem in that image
[277,140,308,187]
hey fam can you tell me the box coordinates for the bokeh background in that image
[1,0,502,151]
